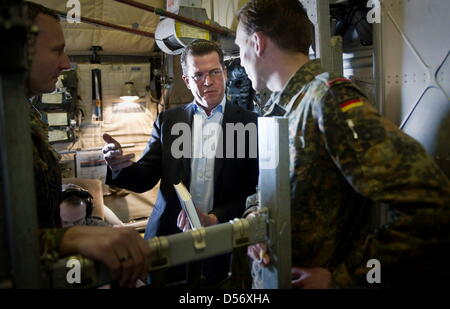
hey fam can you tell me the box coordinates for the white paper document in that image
[75,150,107,182]
[173,182,202,229]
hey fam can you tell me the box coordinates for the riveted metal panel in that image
[375,0,450,175]
[378,0,450,125]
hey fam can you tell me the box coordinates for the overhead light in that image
[120,82,139,102]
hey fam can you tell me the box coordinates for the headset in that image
[61,185,94,218]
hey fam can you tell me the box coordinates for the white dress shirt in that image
[189,97,226,214]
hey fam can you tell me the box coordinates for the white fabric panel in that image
[75,62,155,166]
[30,0,164,55]
[76,63,152,123]
[70,63,158,221]
[202,0,245,31]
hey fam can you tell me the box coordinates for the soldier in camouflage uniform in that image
[29,102,67,264]
[23,2,151,288]
[236,0,450,288]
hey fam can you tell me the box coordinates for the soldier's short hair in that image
[237,0,313,55]
[24,1,59,22]
[180,39,225,75]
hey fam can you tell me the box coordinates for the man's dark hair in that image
[24,1,59,22]
[237,0,313,55]
[180,39,225,75]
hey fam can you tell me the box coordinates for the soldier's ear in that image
[252,32,266,57]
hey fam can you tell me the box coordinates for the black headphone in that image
[61,186,94,218]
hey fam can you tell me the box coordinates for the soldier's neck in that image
[267,52,310,92]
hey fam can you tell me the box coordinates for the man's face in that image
[235,22,263,91]
[182,52,227,111]
[60,200,87,227]
[29,14,71,96]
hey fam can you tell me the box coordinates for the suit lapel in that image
[181,103,195,187]
[214,102,240,184]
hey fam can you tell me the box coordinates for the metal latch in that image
[231,218,250,247]
[191,228,206,250]
[148,236,169,270]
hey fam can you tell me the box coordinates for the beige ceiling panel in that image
[101,0,161,31]
[97,30,155,55]
[29,0,164,55]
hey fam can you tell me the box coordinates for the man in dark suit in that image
[102,40,258,286]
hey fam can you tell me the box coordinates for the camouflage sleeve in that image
[314,82,450,205]
[332,203,450,288]
[39,228,69,267]
[314,82,450,287]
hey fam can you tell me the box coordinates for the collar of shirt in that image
[273,59,324,110]
[193,96,226,118]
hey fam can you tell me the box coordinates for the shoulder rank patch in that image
[327,78,351,87]
[340,99,364,112]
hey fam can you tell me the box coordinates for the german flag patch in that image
[340,99,364,112]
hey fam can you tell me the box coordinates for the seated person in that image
[60,184,111,227]
[61,178,126,227]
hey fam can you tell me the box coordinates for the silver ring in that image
[119,255,130,263]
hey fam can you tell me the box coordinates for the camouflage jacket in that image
[30,105,67,264]
[262,59,450,288]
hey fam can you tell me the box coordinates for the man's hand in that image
[291,267,332,289]
[102,133,135,172]
[60,226,151,288]
[247,242,271,266]
[245,210,271,266]
[176,209,218,232]
[177,210,190,232]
